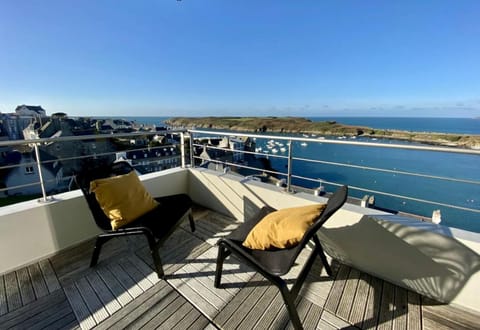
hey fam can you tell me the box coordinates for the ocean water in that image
[116,116,480,232]
[308,117,480,135]
[265,137,480,233]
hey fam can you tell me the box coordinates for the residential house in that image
[0,113,35,140]
[15,105,47,117]
[115,146,181,174]
[2,149,64,196]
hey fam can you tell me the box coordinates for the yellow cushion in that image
[90,171,159,230]
[242,204,327,250]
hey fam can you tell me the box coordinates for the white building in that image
[15,105,47,117]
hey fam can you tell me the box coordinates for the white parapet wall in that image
[0,167,190,275]
[187,168,480,314]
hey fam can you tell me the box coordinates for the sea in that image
[108,116,480,233]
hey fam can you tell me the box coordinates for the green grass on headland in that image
[165,116,480,149]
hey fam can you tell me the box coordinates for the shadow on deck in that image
[0,207,479,330]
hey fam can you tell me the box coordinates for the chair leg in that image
[214,245,228,288]
[90,236,108,267]
[145,233,164,279]
[279,284,303,330]
[151,247,164,279]
[188,209,195,232]
[313,235,332,276]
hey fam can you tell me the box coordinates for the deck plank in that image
[122,292,179,329]
[125,254,160,286]
[0,288,68,329]
[303,298,323,330]
[324,263,350,313]
[214,273,263,326]
[407,291,422,330]
[170,308,206,330]
[16,267,36,306]
[154,298,196,329]
[96,265,133,307]
[17,298,72,330]
[321,309,353,329]
[317,317,339,330]
[215,254,256,284]
[174,265,227,309]
[0,275,7,316]
[168,273,218,318]
[336,267,360,320]
[349,272,370,327]
[93,280,171,330]
[86,271,122,316]
[180,262,234,303]
[423,317,460,330]
[252,291,285,329]
[299,258,334,307]
[46,312,78,330]
[4,271,22,311]
[43,311,78,330]
[377,281,395,330]
[362,276,383,330]
[422,300,480,330]
[75,276,110,325]
[63,283,97,330]
[107,263,144,299]
[285,298,312,330]
[117,258,153,292]
[185,247,241,295]
[236,285,278,329]
[139,295,186,329]
[39,259,61,292]
[50,238,128,284]
[393,286,408,330]
[198,320,216,330]
[134,232,210,275]
[222,285,270,329]
[27,263,49,299]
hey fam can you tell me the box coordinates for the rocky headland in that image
[165,116,480,150]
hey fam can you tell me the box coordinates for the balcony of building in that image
[0,130,479,329]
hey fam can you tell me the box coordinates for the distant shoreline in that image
[165,116,480,150]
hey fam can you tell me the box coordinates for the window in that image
[25,166,34,174]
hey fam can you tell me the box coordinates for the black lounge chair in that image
[75,160,195,279]
[214,185,348,330]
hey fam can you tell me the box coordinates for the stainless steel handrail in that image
[188,129,480,222]
[1,127,479,227]
[0,130,188,203]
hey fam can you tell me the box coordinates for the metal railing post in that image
[287,139,293,192]
[189,131,194,168]
[180,132,186,168]
[33,143,48,202]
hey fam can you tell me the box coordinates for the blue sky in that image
[1,1,479,117]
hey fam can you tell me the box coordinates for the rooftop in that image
[1,206,478,330]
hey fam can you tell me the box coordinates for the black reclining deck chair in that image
[75,160,195,279]
[214,185,348,330]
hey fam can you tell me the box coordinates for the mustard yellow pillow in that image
[90,171,159,230]
[242,204,327,250]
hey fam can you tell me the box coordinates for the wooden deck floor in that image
[0,207,479,330]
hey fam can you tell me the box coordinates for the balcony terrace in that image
[0,131,479,329]
[1,202,478,330]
